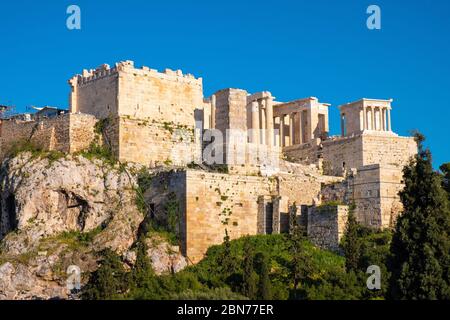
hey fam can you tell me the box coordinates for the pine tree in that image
[389,133,450,300]
[242,237,258,299]
[82,249,128,300]
[254,252,272,300]
[342,205,361,272]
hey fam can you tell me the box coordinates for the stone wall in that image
[353,164,405,228]
[117,62,203,127]
[361,134,416,167]
[307,205,349,252]
[319,164,406,229]
[0,114,97,160]
[70,69,119,119]
[283,133,416,177]
[69,61,204,128]
[184,170,274,263]
[116,116,200,167]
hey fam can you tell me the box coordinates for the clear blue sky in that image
[0,0,449,166]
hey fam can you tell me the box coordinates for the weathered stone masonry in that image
[0,60,418,263]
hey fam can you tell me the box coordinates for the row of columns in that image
[362,106,391,132]
[274,111,306,147]
[250,97,274,146]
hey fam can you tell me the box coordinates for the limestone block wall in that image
[283,133,416,177]
[68,113,99,153]
[277,173,322,206]
[214,88,248,135]
[69,61,204,128]
[282,141,317,164]
[307,205,349,252]
[361,134,416,167]
[378,165,405,227]
[70,70,119,119]
[0,114,97,160]
[117,62,203,127]
[184,170,274,263]
[321,136,364,176]
[320,179,352,204]
[353,164,405,228]
[116,116,200,167]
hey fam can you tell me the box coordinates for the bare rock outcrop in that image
[0,152,186,300]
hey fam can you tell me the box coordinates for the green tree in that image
[82,249,128,300]
[440,163,450,200]
[127,237,166,299]
[254,252,272,300]
[342,206,361,272]
[219,229,237,278]
[287,203,312,297]
[242,237,258,299]
[131,238,155,285]
[389,133,450,300]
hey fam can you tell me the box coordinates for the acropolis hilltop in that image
[0,60,417,262]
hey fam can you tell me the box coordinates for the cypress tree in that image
[342,205,361,272]
[288,203,312,296]
[254,252,272,300]
[389,133,450,300]
[242,237,258,299]
[220,229,237,278]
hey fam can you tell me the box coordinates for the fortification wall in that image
[68,113,99,153]
[184,170,274,262]
[319,163,406,229]
[70,61,204,128]
[70,69,119,119]
[361,134,416,166]
[277,173,322,206]
[117,62,203,127]
[0,114,97,160]
[117,116,200,167]
[283,133,416,177]
[307,205,349,252]
[353,164,405,228]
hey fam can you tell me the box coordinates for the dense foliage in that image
[388,133,450,299]
[83,232,390,300]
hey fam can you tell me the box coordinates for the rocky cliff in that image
[0,152,186,300]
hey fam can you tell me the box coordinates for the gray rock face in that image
[0,153,187,300]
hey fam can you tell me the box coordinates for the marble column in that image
[251,101,259,144]
[371,107,375,131]
[362,107,366,131]
[289,114,294,146]
[260,101,266,145]
[280,115,285,147]
[265,97,274,147]
[387,108,392,131]
[298,112,303,144]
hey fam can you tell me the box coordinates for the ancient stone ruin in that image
[0,60,417,263]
